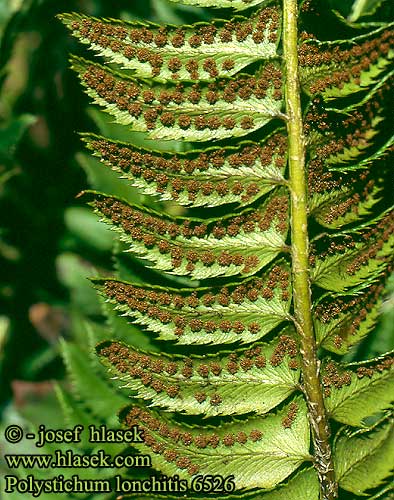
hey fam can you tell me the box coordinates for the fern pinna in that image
[60,0,394,499]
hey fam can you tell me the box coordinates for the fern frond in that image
[97,336,299,415]
[93,262,291,344]
[63,0,394,497]
[86,190,289,279]
[82,132,287,207]
[60,8,280,82]
[71,56,285,141]
[314,274,389,354]
[311,208,394,292]
[119,397,310,489]
[322,355,394,426]
[299,24,394,99]
[334,418,394,494]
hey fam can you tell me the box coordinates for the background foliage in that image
[0,0,393,498]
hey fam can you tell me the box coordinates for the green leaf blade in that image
[323,357,394,426]
[311,209,394,292]
[83,132,287,208]
[334,419,394,494]
[94,261,291,344]
[87,190,289,280]
[71,57,284,142]
[61,8,280,82]
[300,25,394,100]
[166,0,272,11]
[120,397,311,490]
[97,337,300,416]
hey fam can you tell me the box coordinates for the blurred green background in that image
[0,0,393,497]
[0,0,213,409]
[0,2,214,497]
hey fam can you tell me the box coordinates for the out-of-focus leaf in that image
[349,0,388,22]
[76,152,141,204]
[64,206,114,253]
[56,252,101,315]
[0,114,35,163]
[0,0,23,37]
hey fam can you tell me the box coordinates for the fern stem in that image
[282,1,338,499]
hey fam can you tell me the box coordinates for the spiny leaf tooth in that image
[86,190,289,280]
[97,336,300,416]
[83,132,287,208]
[61,8,280,82]
[94,262,292,345]
[71,57,284,142]
[119,397,311,490]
